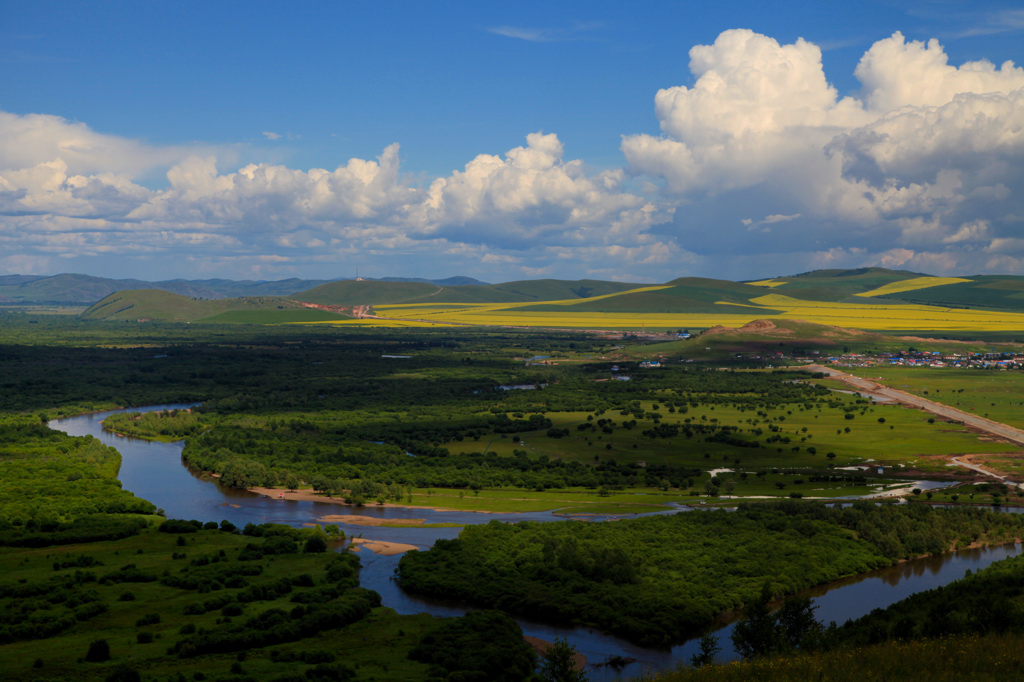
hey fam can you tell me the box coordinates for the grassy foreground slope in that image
[647,632,1024,681]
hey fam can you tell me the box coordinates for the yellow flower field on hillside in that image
[748,294,1024,331]
[855,276,973,298]
[296,288,1024,332]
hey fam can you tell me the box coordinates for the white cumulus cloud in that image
[623,29,1024,277]
[0,111,668,280]
[412,132,669,249]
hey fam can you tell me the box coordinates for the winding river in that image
[51,406,1023,681]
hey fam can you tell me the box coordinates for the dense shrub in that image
[409,610,535,682]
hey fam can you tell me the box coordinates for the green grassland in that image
[621,319,1018,363]
[193,308,352,324]
[295,277,642,307]
[403,486,689,513]
[514,278,779,315]
[81,290,340,323]
[747,267,925,301]
[646,631,1024,681]
[839,366,1024,430]
[876,274,1024,311]
[397,477,915,513]
[0,527,440,682]
[443,396,1013,476]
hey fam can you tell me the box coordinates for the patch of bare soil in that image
[960,453,1024,480]
[347,538,419,555]
[740,319,786,333]
[896,335,977,345]
[291,301,381,319]
[702,318,869,339]
[897,454,975,481]
[319,514,427,527]
[524,636,587,671]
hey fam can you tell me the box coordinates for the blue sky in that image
[3,1,1024,283]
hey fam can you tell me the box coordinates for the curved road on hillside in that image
[803,364,1024,486]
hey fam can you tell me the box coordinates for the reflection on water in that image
[48,406,1024,682]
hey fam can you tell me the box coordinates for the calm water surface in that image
[50,406,1023,681]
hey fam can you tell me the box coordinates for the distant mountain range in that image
[0,273,489,305]
[72,267,1024,328]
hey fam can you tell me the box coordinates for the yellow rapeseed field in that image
[748,294,1024,331]
[299,287,1024,332]
[855,276,973,298]
[295,319,457,328]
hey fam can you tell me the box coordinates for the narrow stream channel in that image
[50,406,1023,681]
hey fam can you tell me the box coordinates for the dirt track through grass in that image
[804,364,1024,485]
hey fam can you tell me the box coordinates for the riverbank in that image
[349,537,420,555]
[49,405,1024,682]
[249,486,464,511]
[326,514,426,526]
[525,636,588,671]
[250,481,946,515]
[248,484,689,515]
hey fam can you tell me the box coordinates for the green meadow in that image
[841,366,1024,430]
[0,527,442,682]
[443,397,1013,480]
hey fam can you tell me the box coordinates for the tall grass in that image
[643,632,1024,681]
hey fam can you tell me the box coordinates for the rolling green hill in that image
[81,290,350,324]
[295,280,458,306]
[744,267,927,302]
[0,273,158,304]
[293,278,641,306]
[0,273,332,304]
[0,273,489,305]
[873,274,1024,311]
[516,277,774,314]
[755,269,1024,311]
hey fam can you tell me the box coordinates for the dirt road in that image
[803,364,1024,485]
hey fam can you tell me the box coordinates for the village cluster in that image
[828,350,1024,369]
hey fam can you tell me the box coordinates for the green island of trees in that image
[397,501,1024,646]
